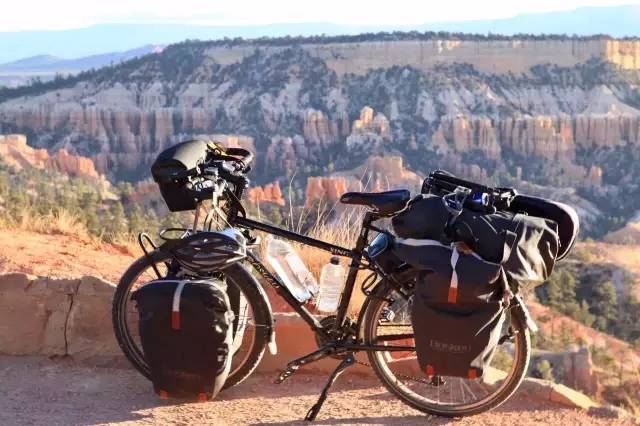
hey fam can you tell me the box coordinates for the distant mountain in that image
[0,23,367,64]
[0,45,163,87]
[424,4,640,36]
[0,55,62,71]
[2,5,640,64]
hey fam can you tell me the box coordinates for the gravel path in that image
[0,356,633,426]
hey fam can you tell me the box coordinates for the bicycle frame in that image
[231,213,370,338]
[211,210,410,354]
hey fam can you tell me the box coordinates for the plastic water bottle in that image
[316,257,347,313]
[264,236,318,303]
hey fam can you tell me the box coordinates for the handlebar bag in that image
[132,278,233,400]
[394,240,505,378]
[151,139,209,212]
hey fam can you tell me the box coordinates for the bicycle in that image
[112,143,534,421]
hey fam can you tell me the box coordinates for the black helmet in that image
[162,228,247,274]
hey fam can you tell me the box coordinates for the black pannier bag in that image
[391,171,580,379]
[509,195,579,261]
[394,240,506,378]
[132,278,233,400]
[151,140,209,212]
[452,209,560,290]
[421,170,579,263]
[391,194,451,241]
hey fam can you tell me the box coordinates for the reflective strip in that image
[171,281,187,330]
[448,246,460,304]
[425,364,435,377]
[396,238,449,248]
[171,311,180,330]
[397,238,498,264]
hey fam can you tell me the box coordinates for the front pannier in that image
[394,240,505,378]
[132,278,233,400]
[151,140,209,212]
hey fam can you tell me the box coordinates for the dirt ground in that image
[0,229,135,283]
[0,356,632,426]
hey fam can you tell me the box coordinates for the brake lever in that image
[442,186,470,216]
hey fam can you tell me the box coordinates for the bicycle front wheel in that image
[360,284,530,417]
[112,250,271,389]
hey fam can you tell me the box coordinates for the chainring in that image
[314,315,357,359]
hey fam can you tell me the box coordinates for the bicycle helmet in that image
[162,228,247,274]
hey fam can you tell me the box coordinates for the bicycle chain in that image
[354,356,432,385]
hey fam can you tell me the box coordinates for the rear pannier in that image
[453,209,560,290]
[151,140,209,212]
[392,170,580,379]
[508,195,579,260]
[391,195,451,240]
[394,240,505,378]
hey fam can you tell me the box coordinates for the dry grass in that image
[0,207,89,237]
[263,200,374,314]
[0,207,139,256]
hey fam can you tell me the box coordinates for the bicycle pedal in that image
[275,363,299,384]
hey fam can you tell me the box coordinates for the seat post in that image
[335,212,376,328]
[356,212,375,250]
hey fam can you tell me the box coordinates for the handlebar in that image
[206,142,253,173]
[425,170,517,212]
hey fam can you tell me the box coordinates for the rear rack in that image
[423,170,517,212]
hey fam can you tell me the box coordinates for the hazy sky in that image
[2,0,640,32]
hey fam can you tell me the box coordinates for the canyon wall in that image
[203,39,640,74]
[1,37,639,233]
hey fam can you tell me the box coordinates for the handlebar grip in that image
[225,147,254,170]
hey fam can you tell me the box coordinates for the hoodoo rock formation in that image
[247,181,286,206]
[0,134,102,181]
[303,156,422,207]
[305,177,348,206]
[1,35,640,233]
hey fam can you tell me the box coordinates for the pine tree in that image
[106,201,128,237]
[574,300,596,327]
[128,204,146,235]
[546,270,579,316]
[591,281,618,331]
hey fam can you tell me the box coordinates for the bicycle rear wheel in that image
[361,284,530,417]
[112,250,271,389]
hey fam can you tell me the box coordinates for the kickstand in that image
[275,344,337,384]
[304,353,355,422]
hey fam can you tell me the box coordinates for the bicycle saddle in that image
[340,190,410,215]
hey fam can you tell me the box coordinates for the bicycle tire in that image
[112,250,271,389]
[360,283,531,417]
